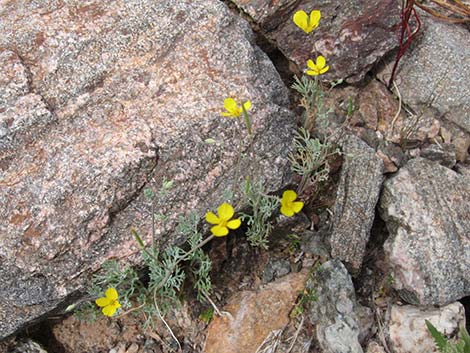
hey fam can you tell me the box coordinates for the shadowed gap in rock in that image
[20,318,68,353]
[459,295,470,331]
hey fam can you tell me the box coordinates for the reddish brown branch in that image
[415,0,470,23]
[388,0,422,88]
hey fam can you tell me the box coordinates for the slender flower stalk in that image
[241,104,252,136]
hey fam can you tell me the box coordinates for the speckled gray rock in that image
[329,135,384,273]
[0,51,55,150]
[261,258,291,283]
[366,342,386,353]
[232,0,401,82]
[388,303,465,353]
[420,143,456,168]
[307,259,373,353]
[11,339,48,353]
[0,0,294,339]
[392,15,470,133]
[380,157,470,305]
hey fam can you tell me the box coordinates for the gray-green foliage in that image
[92,259,141,309]
[240,178,279,249]
[290,75,338,194]
[292,75,332,131]
[289,127,331,179]
[135,212,213,327]
[76,211,212,329]
[74,259,141,322]
[288,127,336,194]
[425,320,470,353]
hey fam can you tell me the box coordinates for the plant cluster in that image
[290,288,318,318]
[77,6,335,345]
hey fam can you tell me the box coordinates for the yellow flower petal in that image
[222,98,242,117]
[306,69,319,76]
[217,202,234,221]
[320,65,329,74]
[293,10,309,33]
[111,300,121,310]
[227,218,241,230]
[95,297,111,307]
[105,287,118,301]
[242,100,251,111]
[292,201,304,213]
[316,55,326,69]
[309,10,321,28]
[280,205,295,217]
[223,98,238,111]
[306,59,316,70]
[211,225,229,237]
[282,190,298,203]
[205,211,219,225]
[102,304,117,317]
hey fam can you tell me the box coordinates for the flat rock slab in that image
[380,157,470,305]
[0,0,294,338]
[388,303,465,353]
[385,15,470,134]
[204,271,308,353]
[329,135,384,273]
[307,259,373,353]
[232,0,401,82]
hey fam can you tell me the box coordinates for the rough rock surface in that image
[0,51,55,151]
[0,0,295,339]
[9,339,48,353]
[232,0,401,82]
[380,157,470,305]
[307,259,373,353]
[326,79,440,150]
[420,143,456,168]
[203,271,308,353]
[366,342,386,353]
[388,303,465,353]
[329,135,384,272]
[391,15,470,134]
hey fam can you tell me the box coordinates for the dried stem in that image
[388,0,422,88]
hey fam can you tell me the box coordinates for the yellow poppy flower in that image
[95,287,121,317]
[293,10,321,34]
[221,98,252,118]
[280,190,304,217]
[306,56,329,76]
[205,202,241,237]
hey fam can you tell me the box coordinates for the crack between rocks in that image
[11,50,56,116]
[219,0,298,88]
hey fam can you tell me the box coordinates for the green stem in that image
[131,228,160,262]
[241,106,252,136]
[132,227,216,295]
[152,234,215,294]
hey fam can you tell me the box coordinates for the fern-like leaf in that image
[426,320,449,352]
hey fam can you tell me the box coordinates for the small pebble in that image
[126,343,139,353]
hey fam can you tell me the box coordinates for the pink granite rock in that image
[388,303,465,353]
[232,0,401,82]
[0,0,294,338]
[204,271,308,353]
[380,158,470,305]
